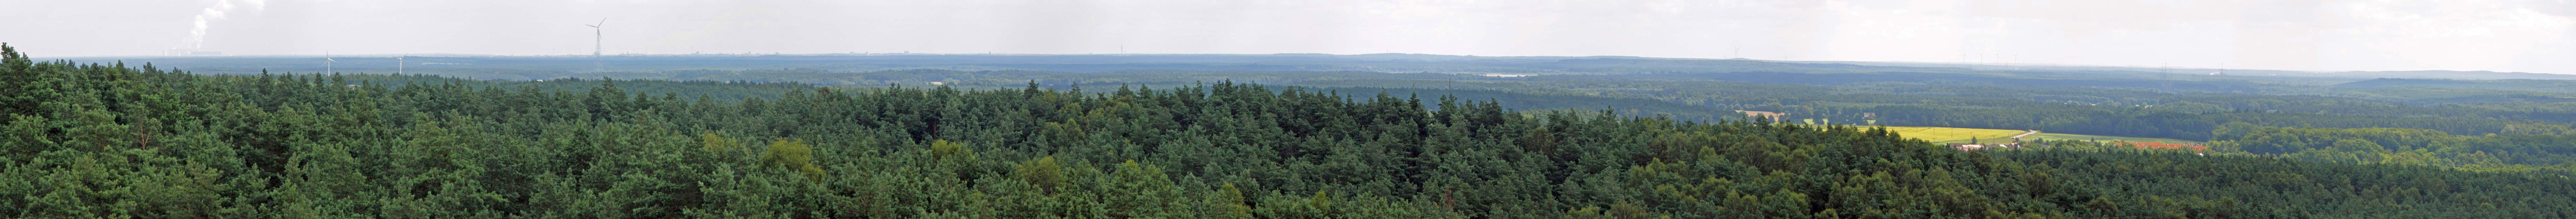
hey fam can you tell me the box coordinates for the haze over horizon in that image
[5,0,2571,74]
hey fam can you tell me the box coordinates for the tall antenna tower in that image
[2160,63,2172,80]
[584,18,606,72]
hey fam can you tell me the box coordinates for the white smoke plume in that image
[184,0,266,49]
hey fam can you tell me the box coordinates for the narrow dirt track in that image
[2009,130,2039,139]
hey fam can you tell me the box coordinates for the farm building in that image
[1734,110,1788,120]
[1948,142,2026,151]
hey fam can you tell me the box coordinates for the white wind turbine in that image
[584,18,605,72]
[324,51,335,74]
[395,54,405,74]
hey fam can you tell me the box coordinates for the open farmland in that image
[2024,133,2203,144]
[1882,126,2030,144]
[1881,126,2203,145]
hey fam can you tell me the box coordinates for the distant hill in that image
[2315,70,2576,80]
[2329,78,2576,103]
[2336,78,2576,93]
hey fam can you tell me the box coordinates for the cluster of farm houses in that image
[1734,110,1873,125]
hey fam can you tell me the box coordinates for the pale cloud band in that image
[3,0,2568,74]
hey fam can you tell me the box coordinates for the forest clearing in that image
[1881,126,2198,145]
[1881,126,2028,143]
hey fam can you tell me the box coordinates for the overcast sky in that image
[4,0,2571,73]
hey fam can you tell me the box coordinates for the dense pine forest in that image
[7,44,2576,218]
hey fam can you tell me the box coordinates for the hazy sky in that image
[5,0,2571,73]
